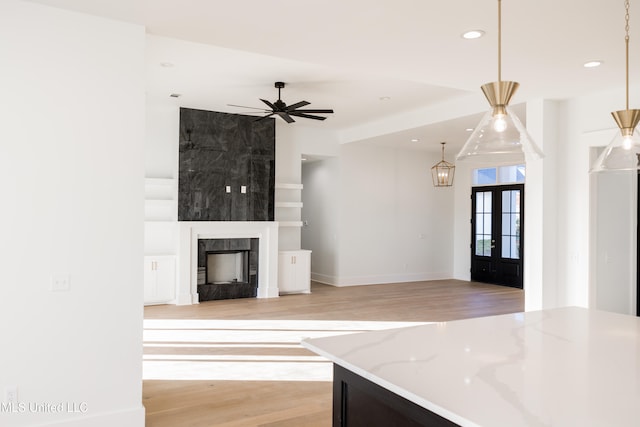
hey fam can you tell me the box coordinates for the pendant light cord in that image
[626,0,630,110]
[498,0,502,84]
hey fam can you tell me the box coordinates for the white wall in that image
[524,99,560,311]
[452,161,473,281]
[328,143,454,286]
[145,99,179,178]
[302,158,341,283]
[276,123,341,250]
[593,170,636,314]
[0,2,145,426]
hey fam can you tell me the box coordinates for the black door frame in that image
[471,184,525,289]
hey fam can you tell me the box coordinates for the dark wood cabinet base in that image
[332,365,460,427]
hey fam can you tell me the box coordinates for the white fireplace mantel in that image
[177,221,279,304]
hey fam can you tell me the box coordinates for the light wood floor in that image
[143,280,524,427]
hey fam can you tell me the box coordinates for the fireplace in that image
[196,238,258,301]
[177,221,279,304]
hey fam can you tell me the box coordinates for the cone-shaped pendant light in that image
[591,0,640,172]
[456,0,544,163]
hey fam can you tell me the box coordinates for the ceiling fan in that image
[229,81,334,123]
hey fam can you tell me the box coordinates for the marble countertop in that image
[302,307,640,427]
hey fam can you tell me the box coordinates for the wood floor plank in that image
[143,280,523,426]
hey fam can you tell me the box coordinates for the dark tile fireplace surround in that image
[179,108,275,302]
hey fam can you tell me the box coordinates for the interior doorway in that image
[471,184,524,289]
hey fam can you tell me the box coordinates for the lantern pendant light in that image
[431,142,456,187]
[591,0,640,172]
[456,0,544,163]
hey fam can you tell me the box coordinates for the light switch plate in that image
[225,186,231,193]
[5,386,17,404]
[51,274,70,292]
[241,186,247,194]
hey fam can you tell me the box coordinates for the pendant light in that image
[456,0,544,163]
[431,142,455,187]
[591,0,640,172]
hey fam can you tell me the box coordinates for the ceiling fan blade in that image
[254,112,275,122]
[288,112,327,121]
[292,109,334,114]
[260,98,276,110]
[227,103,270,112]
[286,101,310,110]
[277,112,295,123]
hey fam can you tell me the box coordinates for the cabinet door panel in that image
[144,256,176,304]
[278,251,311,294]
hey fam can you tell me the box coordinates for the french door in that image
[471,184,524,289]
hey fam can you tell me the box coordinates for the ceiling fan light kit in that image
[231,81,334,124]
[456,0,543,164]
[591,0,640,172]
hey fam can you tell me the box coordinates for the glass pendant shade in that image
[457,81,543,163]
[456,105,543,164]
[591,109,640,172]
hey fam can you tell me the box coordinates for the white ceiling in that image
[27,0,629,152]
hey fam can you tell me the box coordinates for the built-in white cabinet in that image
[278,250,312,294]
[144,177,178,305]
[144,255,176,304]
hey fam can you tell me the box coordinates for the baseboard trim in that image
[311,272,453,287]
[32,405,144,427]
[310,273,338,285]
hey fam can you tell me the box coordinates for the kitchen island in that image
[302,307,640,427]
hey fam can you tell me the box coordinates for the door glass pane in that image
[502,236,511,258]
[483,192,492,213]
[501,190,520,260]
[502,213,511,235]
[511,236,519,258]
[475,192,492,257]
[475,237,485,256]
[483,213,492,235]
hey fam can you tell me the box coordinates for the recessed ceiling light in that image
[465,128,474,132]
[160,62,174,68]
[462,30,485,40]
[411,138,419,142]
[379,96,391,101]
[583,60,603,68]
[301,157,308,161]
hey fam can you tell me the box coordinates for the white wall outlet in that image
[5,386,17,404]
[240,185,247,194]
[225,185,231,193]
[50,274,70,292]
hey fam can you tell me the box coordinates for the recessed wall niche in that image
[178,108,275,221]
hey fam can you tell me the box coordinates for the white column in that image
[524,99,559,311]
